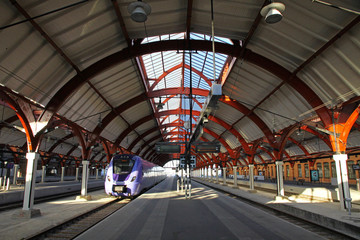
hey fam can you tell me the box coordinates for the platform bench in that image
[297,179,305,185]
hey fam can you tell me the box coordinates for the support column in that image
[205,167,208,180]
[233,166,238,188]
[77,160,91,200]
[222,167,227,185]
[18,152,41,218]
[75,167,79,182]
[181,168,184,192]
[13,164,19,185]
[60,166,65,182]
[216,167,219,183]
[41,165,46,183]
[96,168,99,180]
[334,154,351,210]
[275,161,284,199]
[249,164,256,192]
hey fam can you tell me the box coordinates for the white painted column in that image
[22,152,40,214]
[60,166,65,182]
[181,168,184,191]
[96,168,99,179]
[216,167,219,183]
[13,164,19,185]
[75,167,79,182]
[205,167,208,180]
[223,167,227,185]
[81,160,89,197]
[249,164,255,191]
[41,165,46,183]
[275,161,285,197]
[233,166,238,188]
[334,154,351,210]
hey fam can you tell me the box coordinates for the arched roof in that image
[0,0,359,166]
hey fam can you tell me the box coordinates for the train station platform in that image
[0,189,112,240]
[75,176,360,240]
[0,178,104,206]
[0,176,359,239]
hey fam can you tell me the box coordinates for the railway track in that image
[27,197,131,240]
[195,179,357,240]
[24,180,165,240]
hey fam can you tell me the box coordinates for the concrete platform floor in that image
[195,178,360,239]
[75,177,360,240]
[0,189,112,240]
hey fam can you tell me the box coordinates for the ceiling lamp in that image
[157,97,164,110]
[128,1,151,23]
[260,2,285,24]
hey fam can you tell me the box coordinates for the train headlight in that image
[107,176,111,182]
[131,176,136,182]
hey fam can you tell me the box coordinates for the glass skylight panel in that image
[157,79,166,89]
[168,115,178,123]
[142,33,185,44]
[165,69,182,88]
[171,32,185,39]
[163,51,182,70]
[199,80,211,90]
[166,97,180,109]
[139,32,234,143]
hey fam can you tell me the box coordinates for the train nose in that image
[113,185,127,193]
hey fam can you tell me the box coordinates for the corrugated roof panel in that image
[255,84,313,132]
[223,61,281,106]
[130,130,159,153]
[222,131,241,149]
[259,152,272,162]
[134,119,158,136]
[191,0,260,40]
[248,0,357,71]
[285,143,305,157]
[59,84,94,120]
[303,138,332,154]
[52,142,74,156]
[91,60,139,93]
[299,27,360,106]
[101,116,129,142]
[121,101,152,125]
[216,101,244,126]
[0,128,25,147]
[234,117,264,142]
[28,1,127,69]
[0,6,76,107]
[124,0,187,39]
[205,120,226,137]
[346,131,360,148]
[133,135,161,155]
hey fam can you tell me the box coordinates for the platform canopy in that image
[0,0,359,167]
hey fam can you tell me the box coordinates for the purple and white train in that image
[105,154,166,198]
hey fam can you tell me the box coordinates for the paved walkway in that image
[195,178,360,239]
[76,177,360,240]
[0,190,112,240]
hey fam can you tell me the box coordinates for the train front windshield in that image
[113,157,135,175]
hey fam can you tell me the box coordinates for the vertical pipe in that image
[41,165,46,183]
[13,164,19,185]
